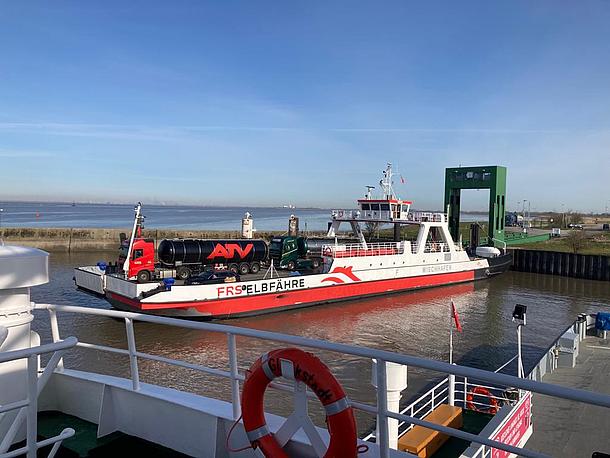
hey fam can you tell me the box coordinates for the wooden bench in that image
[397,404,463,458]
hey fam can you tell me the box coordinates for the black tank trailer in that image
[158,239,269,277]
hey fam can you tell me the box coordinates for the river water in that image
[0,201,487,232]
[31,251,610,434]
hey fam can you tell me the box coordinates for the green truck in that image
[269,236,329,270]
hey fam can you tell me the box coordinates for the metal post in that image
[124,318,140,390]
[375,360,390,458]
[48,309,63,370]
[448,373,455,406]
[227,333,241,419]
[463,377,468,408]
[517,324,523,378]
[26,355,37,458]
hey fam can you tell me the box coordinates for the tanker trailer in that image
[157,239,269,278]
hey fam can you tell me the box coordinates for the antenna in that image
[379,163,396,200]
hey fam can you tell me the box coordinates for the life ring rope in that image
[241,348,358,457]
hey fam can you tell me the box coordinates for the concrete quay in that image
[527,334,610,457]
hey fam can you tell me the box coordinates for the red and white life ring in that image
[241,348,357,457]
[466,386,499,414]
[323,246,333,257]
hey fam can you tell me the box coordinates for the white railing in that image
[33,303,610,458]
[410,242,462,254]
[0,337,77,458]
[330,209,411,222]
[363,354,520,443]
[330,209,359,220]
[362,377,449,442]
[323,242,403,258]
[407,212,446,223]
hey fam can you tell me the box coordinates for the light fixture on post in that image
[512,304,527,378]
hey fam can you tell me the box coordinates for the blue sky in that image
[1,1,609,212]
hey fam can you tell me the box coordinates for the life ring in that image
[241,348,357,457]
[338,210,344,218]
[323,246,333,257]
[466,386,499,414]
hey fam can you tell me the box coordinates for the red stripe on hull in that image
[107,270,475,318]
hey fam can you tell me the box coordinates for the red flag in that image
[451,301,462,332]
[400,175,405,184]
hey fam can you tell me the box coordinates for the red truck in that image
[119,237,268,282]
[115,203,268,282]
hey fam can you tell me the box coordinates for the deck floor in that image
[32,411,189,457]
[526,335,610,457]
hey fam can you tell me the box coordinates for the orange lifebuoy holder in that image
[466,386,499,414]
[241,348,358,457]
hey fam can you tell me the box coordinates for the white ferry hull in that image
[104,254,512,319]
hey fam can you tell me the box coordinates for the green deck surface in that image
[16,411,191,457]
[432,409,493,458]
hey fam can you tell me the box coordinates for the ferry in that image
[74,164,512,319]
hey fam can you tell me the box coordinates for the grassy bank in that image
[511,232,610,256]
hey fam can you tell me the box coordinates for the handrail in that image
[323,242,402,258]
[0,337,78,458]
[34,303,610,458]
[0,337,77,364]
[34,304,610,408]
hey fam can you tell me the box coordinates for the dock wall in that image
[0,228,325,252]
[510,249,610,281]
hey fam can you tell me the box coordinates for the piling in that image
[511,249,610,281]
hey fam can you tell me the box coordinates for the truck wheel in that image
[239,263,250,275]
[287,260,296,271]
[137,270,151,283]
[249,262,260,274]
[229,263,239,274]
[176,267,191,280]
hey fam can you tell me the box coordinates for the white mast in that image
[380,163,397,200]
[123,203,143,277]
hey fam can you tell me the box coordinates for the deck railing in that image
[323,242,403,258]
[0,338,77,458]
[33,303,610,458]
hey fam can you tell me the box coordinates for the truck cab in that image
[269,236,320,271]
[118,238,156,281]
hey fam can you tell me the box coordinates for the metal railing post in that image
[124,318,140,391]
[463,377,468,408]
[48,309,64,370]
[26,355,38,458]
[227,333,241,419]
[375,359,390,458]
[448,373,455,406]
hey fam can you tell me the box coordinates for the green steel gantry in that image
[444,166,507,246]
